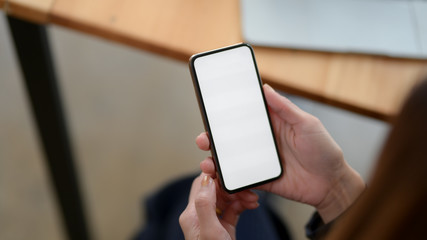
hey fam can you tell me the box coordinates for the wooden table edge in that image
[2,0,55,23]
[51,11,403,122]
[266,81,397,122]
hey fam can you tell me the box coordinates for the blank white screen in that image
[194,45,281,191]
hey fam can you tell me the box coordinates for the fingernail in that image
[201,175,211,187]
[264,83,275,92]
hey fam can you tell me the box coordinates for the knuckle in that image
[195,193,212,209]
[178,212,186,226]
[310,116,321,125]
[179,209,190,228]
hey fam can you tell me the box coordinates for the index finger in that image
[263,84,307,125]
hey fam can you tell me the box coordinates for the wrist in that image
[315,164,366,223]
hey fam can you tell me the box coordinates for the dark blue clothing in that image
[305,212,335,239]
[133,174,292,240]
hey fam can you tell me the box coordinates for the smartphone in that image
[189,43,282,193]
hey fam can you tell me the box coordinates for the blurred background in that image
[0,8,390,240]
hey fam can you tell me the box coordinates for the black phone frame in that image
[189,43,283,194]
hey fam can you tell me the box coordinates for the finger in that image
[179,174,203,238]
[236,190,259,203]
[263,84,307,124]
[218,189,258,204]
[233,190,259,210]
[241,200,260,210]
[187,175,203,204]
[221,201,246,227]
[195,175,221,238]
[196,132,210,151]
[215,179,229,212]
[200,157,216,176]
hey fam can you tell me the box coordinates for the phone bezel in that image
[189,43,283,193]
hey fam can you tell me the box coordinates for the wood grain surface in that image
[255,47,427,120]
[50,0,241,60]
[6,0,427,120]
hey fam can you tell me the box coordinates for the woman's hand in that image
[179,173,259,240]
[196,84,365,223]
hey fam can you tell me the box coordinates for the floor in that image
[0,13,389,240]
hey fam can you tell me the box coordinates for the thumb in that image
[263,84,307,124]
[195,175,220,238]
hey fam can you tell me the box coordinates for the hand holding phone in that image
[190,43,283,193]
[196,84,366,223]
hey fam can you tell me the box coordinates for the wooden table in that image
[4,0,427,120]
[2,0,427,239]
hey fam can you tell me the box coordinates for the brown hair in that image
[326,79,427,239]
